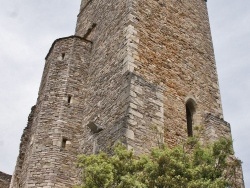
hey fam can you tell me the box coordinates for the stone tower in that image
[10,0,244,187]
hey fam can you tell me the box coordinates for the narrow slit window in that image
[62,53,65,60]
[186,105,193,137]
[67,95,72,104]
[62,138,67,149]
[186,99,196,137]
[83,23,97,41]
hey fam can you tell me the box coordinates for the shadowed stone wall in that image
[75,0,136,154]
[0,171,11,188]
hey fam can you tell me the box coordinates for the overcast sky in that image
[0,0,249,187]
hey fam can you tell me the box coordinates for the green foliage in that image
[76,138,241,188]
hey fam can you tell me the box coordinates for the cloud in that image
[208,1,250,187]
[0,140,3,146]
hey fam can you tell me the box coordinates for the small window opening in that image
[67,95,72,104]
[62,53,65,60]
[83,23,97,41]
[62,138,68,149]
[87,122,103,134]
[186,106,193,137]
[186,99,196,137]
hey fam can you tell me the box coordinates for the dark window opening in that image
[186,99,196,137]
[87,122,103,134]
[62,53,65,60]
[62,138,68,149]
[67,95,72,104]
[83,23,97,41]
[186,105,193,137]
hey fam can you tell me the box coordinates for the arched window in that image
[185,99,196,137]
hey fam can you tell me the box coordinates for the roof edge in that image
[45,35,92,60]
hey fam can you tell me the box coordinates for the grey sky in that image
[0,0,249,187]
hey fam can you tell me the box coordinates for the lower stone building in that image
[0,171,11,188]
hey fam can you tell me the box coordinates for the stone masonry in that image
[0,171,11,188]
[10,0,244,187]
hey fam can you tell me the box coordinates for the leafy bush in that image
[76,137,241,188]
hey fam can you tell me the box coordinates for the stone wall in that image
[10,106,35,188]
[130,0,223,146]
[203,113,245,188]
[126,73,165,154]
[75,0,135,154]
[0,171,11,188]
[203,113,231,142]
[10,36,92,187]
